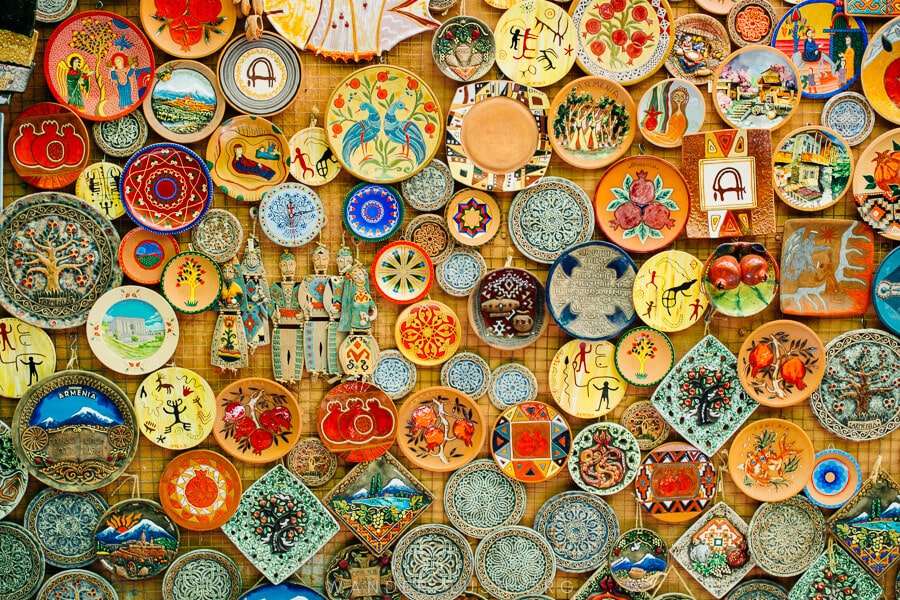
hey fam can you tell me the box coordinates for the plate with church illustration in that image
[134,367,216,450]
[140,0,236,58]
[86,286,179,376]
[0,318,55,400]
[728,418,815,502]
[773,126,853,211]
[95,498,180,580]
[0,192,123,331]
[206,115,290,202]
[638,79,706,149]
[216,32,301,116]
[9,103,90,189]
[44,11,155,121]
[12,370,138,492]
[491,401,572,483]
[853,129,900,240]
[143,60,226,144]
[548,77,636,169]
[159,449,242,531]
[25,487,107,568]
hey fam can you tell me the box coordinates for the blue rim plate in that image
[343,183,405,242]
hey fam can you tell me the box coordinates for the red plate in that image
[9,103,89,189]
[317,381,398,462]
[159,450,242,531]
[118,227,179,285]
[372,241,434,305]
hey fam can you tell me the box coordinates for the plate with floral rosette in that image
[727,0,777,47]
[317,381,397,463]
[393,524,474,600]
[437,247,487,297]
[25,488,107,568]
[804,449,861,509]
[395,300,461,367]
[446,189,502,247]
[372,350,418,401]
[401,158,454,211]
[638,79,706,149]
[489,363,538,410]
[570,0,674,85]
[0,522,45,600]
[635,442,716,523]
[491,401,572,483]
[397,386,484,473]
[36,570,118,600]
[93,112,148,158]
[620,400,670,450]
[476,526,556,600]
[143,60,226,143]
[749,495,825,577]
[728,418,815,502]
[9,103,90,189]
[533,491,619,573]
[372,241,434,304]
[569,423,641,496]
[159,449,242,532]
[94,498,180,580]
[205,115,290,202]
[821,92,874,147]
[140,0,236,58]
[326,65,442,184]
[444,459,527,538]
[441,351,491,400]
[163,550,241,600]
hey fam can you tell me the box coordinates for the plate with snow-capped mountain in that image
[94,498,180,580]
[609,528,668,593]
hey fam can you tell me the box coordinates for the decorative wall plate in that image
[727,0,777,47]
[702,242,779,317]
[36,0,78,23]
[670,501,753,598]
[696,0,738,14]
[534,491,618,573]
[548,339,627,418]
[548,77,635,169]
[191,209,243,264]
[546,241,637,341]
[144,60,225,143]
[489,363,539,410]
[324,452,434,555]
[401,158,454,211]
[853,129,900,240]
[36,570,118,600]
[163,549,242,600]
[395,300,461,366]
[638,79,706,149]
[620,401,670,450]
[0,318,55,399]
[122,143,212,233]
[614,327,674,387]
[493,0,575,87]
[284,438,337,488]
[372,350,418,401]
[445,189,501,247]
[809,329,900,441]
[405,214,454,264]
[93,111,148,157]
[9,102,89,189]
[222,464,338,584]
[491,401,572,483]
[159,449,241,531]
[76,162,125,219]
[160,251,223,314]
[240,583,327,600]
[0,521,45,600]
[140,0,236,58]
[470,267,548,350]
[12,370,137,492]
[508,177,595,264]
[317,381,397,462]
[727,580,788,600]
[569,423,641,496]
[372,241,433,304]
[325,544,399,600]
[633,250,707,332]
[610,528,668,593]
[804,449,861,509]
[683,128,776,238]
[288,127,341,186]
[666,14,731,84]
[339,334,381,380]
[475,526,556,600]
[595,156,689,253]
[788,546,882,600]
[206,115,290,202]
[441,351,491,400]
[749,496,825,577]
[214,378,301,463]
[86,285,179,375]
[444,459,527,539]
[432,16,496,82]
[570,0,674,85]
[393,524,474,600]
[652,335,758,455]
[24,488,105,568]
[445,80,551,192]
[728,418,815,502]
[636,442,716,522]
[95,498,179,580]
[713,47,801,130]
[326,65,442,184]
[343,183,405,243]
[773,126,853,210]
[258,183,325,248]
[572,565,653,600]
[821,92,875,147]
[0,420,27,520]
[216,32,301,116]
[780,219,874,316]
[436,247,487,297]
[45,11,155,121]
[397,386,484,472]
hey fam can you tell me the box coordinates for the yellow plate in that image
[861,16,900,125]
[75,162,125,219]
[0,317,55,399]
[134,367,216,450]
[206,115,290,202]
[548,339,627,419]
[494,0,576,88]
[394,300,462,366]
[288,126,341,186]
[632,250,708,332]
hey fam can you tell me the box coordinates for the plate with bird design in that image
[326,65,443,184]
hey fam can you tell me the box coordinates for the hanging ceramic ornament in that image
[572,565,653,600]
[788,545,882,600]
[548,339,627,419]
[633,250,707,333]
[215,32,301,116]
[804,449,862,509]
[210,260,250,373]
[568,423,641,496]
[491,401,572,483]
[620,401,670,451]
[534,491,618,573]
[444,459,527,539]
[614,327,674,387]
[401,158,455,212]
[143,60,226,143]
[821,92,875,147]
[240,234,271,351]
[772,126,854,211]
[610,529,668,593]
[748,496,825,577]
[160,251,223,314]
[317,381,398,462]
[158,449,242,532]
[488,363,539,410]
[727,580,787,600]
[206,115,290,202]
[289,125,341,186]
[134,366,216,450]
[191,208,243,264]
[338,261,380,380]
[325,544,399,600]
[118,228,180,286]
[470,266,548,350]
[75,162,125,219]
[395,300,461,367]
[94,498,180,580]
[636,442,716,522]
[0,420,27,519]
[432,17,496,82]
[436,247,487,298]
[372,241,434,304]
[493,0,576,88]
[702,242,779,318]
[665,14,731,84]
[0,318,55,399]
[445,189,502,247]
[269,251,305,382]
[298,244,345,380]
[637,79,706,149]
[474,526,556,600]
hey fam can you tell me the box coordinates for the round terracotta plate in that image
[432,16,496,83]
[317,381,397,462]
[160,251,223,313]
[470,267,549,350]
[134,366,216,450]
[288,127,341,186]
[140,0,236,58]
[94,498,179,579]
[614,327,675,387]
[803,449,861,509]
[636,442,716,522]
[75,162,125,219]
[773,126,853,211]
[283,438,337,487]
[620,400,670,450]
[216,32,301,116]
[401,158,455,211]
[206,115,290,202]
[610,528,668,592]
[852,129,900,240]
[491,401,572,483]
[548,339,627,419]
[395,300,462,366]
[445,189,502,247]
[259,183,325,247]
[343,183,405,243]
[638,79,706,149]
[159,449,242,531]
[737,320,825,408]
[665,14,731,84]
[92,111,148,158]
[821,91,875,147]
[121,143,213,234]
[405,214,454,265]
[9,102,90,189]
[397,386,485,473]
[0,318,55,400]
[568,422,641,496]
[702,242,779,317]
[728,418,815,502]
[45,11,155,121]
[494,0,575,87]
[727,0,777,47]
[143,60,226,143]
[372,240,434,305]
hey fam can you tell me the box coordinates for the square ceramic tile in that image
[787,545,882,600]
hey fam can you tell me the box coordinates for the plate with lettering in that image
[216,32,301,116]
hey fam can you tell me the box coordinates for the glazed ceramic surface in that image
[638,79,706,148]
[372,350,418,401]
[118,229,179,286]
[143,60,225,143]
[713,46,801,130]
[572,566,652,600]
[240,583,327,600]
[548,339,627,418]
[436,247,487,297]
[728,418,816,502]
[216,32,301,116]
[568,422,641,496]
[94,498,179,580]
[288,127,341,186]
[395,300,461,366]
[258,183,325,247]
[76,162,125,219]
[787,545,882,600]
[404,214,453,264]
[0,318,55,400]
[36,570,118,600]
[0,522,45,600]
[441,351,491,399]
[160,251,222,314]
[159,449,241,531]
[140,0,236,58]
[283,438,337,488]
[727,0,777,47]
[432,16,496,82]
[392,524,473,600]
[36,0,78,23]
[470,268,548,350]
[162,550,241,600]
[821,91,874,146]
[445,189,502,247]
[24,488,105,567]
[324,544,398,600]
[854,129,900,240]
[773,126,853,210]
[191,209,243,263]
[493,0,576,87]
[343,183,405,242]
[444,459,526,538]
[666,14,731,84]
[610,528,668,593]
[633,250,707,332]
[475,526,556,600]
[317,381,397,462]
[727,580,788,600]
[620,400,670,450]
[489,363,538,410]
[702,242,779,318]
[491,401,572,483]
[636,442,716,522]
[206,115,290,202]
[0,420,27,520]
[748,496,825,577]
[372,241,434,304]
[614,327,674,387]
[400,159,455,211]
[9,103,89,189]
[804,448,861,509]
[861,18,900,124]
[93,111,148,157]
[533,491,619,573]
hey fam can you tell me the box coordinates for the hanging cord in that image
[634,490,644,530]
[107,472,140,498]
[703,305,715,338]
[65,334,80,370]
[505,245,514,268]
[310,106,319,129]
[864,455,883,486]
[716,450,728,501]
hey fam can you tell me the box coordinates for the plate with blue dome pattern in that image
[441,351,491,399]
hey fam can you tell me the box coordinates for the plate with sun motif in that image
[159,449,242,531]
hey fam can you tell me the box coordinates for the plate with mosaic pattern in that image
[372,349,418,401]
[392,524,473,600]
[400,159,455,211]
[436,247,487,298]
[488,363,538,410]
[475,526,556,600]
[533,491,619,573]
[0,521,45,600]
[749,496,825,577]
[441,351,491,399]
[444,459,527,538]
[25,488,106,568]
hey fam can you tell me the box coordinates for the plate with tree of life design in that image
[24,488,106,568]
[162,549,242,600]
[0,521,45,600]
[160,251,223,314]
[788,544,882,600]
[620,400,670,451]
[635,441,717,523]
[803,448,861,509]
[283,438,337,488]
[633,250,707,333]
[548,339,627,419]
[443,459,527,538]
[533,490,619,573]
[568,422,641,496]
[36,569,118,600]
[94,498,180,580]
[392,524,474,600]
[475,526,556,600]
[491,401,572,483]
[728,418,816,502]
[614,327,675,388]
[159,449,242,531]
[748,495,825,577]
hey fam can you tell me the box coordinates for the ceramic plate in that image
[401,158,455,211]
[372,241,434,304]
[343,183,405,243]
[614,327,674,387]
[25,488,106,568]
[325,65,442,184]
[9,102,90,189]
[76,162,125,219]
[666,14,731,84]
[610,528,667,592]
[636,442,716,522]
[821,91,875,146]
[475,526,556,600]
[405,214,454,265]
[0,318,55,400]
[140,0,236,58]
[444,459,527,538]
[36,0,77,23]
[160,251,222,314]
[726,580,787,600]
[436,247,487,297]
[283,438,337,488]
[446,189,502,247]
[191,208,243,263]
[548,339,627,419]
[633,250,707,332]
[809,328,900,441]
[546,241,637,340]
[804,449,861,509]
[0,522,45,600]
[789,548,882,600]
[159,449,242,531]
[122,143,212,233]
[696,0,737,14]
[470,267,548,350]
[508,177,595,264]
[441,351,491,399]
[489,363,539,410]
[853,129,900,239]
[325,545,398,600]
[206,115,290,202]
[240,583,327,600]
[534,491,618,573]
[594,156,690,253]
[163,550,241,600]
[258,183,325,248]
[713,46,801,130]
[213,378,301,463]
[702,242,779,317]
[433,16,496,82]
[749,496,825,577]
[638,79,706,148]
[395,300,461,366]
[216,32,301,116]
[144,60,225,143]
[288,127,341,186]
[0,420,27,519]
[134,367,215,450]
[95,498,179,580]
[773,126,853,210]
[45,11,155,121]
[37,570,117,600]
[728,418,815,502]
[86,285,179,375]
[573,566,653,600]
[317,381,397,462]
[727,0,777,47]
[372,349,418,401]
[445,80,551,192]
[393,524,474,600]
[568,422,641,496]
[620,400,670,450]
[493,0,575,87]
[491,401,572,483]
[92,111,148,157]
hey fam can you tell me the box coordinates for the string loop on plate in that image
[66,334,80,370]
[108,472,141,498]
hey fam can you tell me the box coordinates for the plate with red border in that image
[372,240,434,305]
[118,228,180,285]
[159,449,242,531]
[9,103,90,189]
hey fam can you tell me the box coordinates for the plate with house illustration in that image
[772,126,853,210]
[728,418,815,502]
[143,61,226,144]
[216,32,301,116]
[444,459,527,539]
[206,115,290,202]
[25,488,107,568]
[9,102,90,189]
[533,491,619,573]
[94,498,180,580]
[159,449,242,532]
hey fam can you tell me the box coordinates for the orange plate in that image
[395,300,462,366]
[118,228,180,285]
[728,418,815,502]
[159,450,242,531]
[317,381,398,462]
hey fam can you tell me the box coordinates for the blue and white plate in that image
[342,183,404,242]
[240,583,327,600]
[436,246,487,297]
[533,491,619,573]
[441,351,491,399]
[372,349,418,401]
[444,459,527,539]
[25,487,107,568]
[488,363,538,410]
[804,449,862,509]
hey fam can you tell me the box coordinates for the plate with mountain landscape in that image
[95,498,180,580]
[144,60,225,144]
